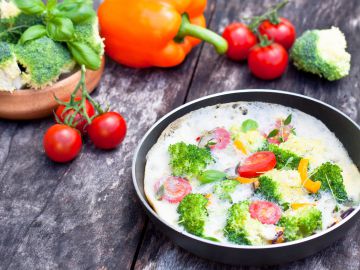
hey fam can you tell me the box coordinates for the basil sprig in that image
[198,170,226,184]
[14,0,100,70]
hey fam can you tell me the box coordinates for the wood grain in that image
[134,0,360,269]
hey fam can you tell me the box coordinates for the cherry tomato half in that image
[238,151,276,178]
[248,43,288,80]
[250,200,282,224]
[259,18,296,50]
[43,124,82,163]
[55,97,95,133]
[88,112,127,149]
[155,176,192,203]
[222,23,257,61]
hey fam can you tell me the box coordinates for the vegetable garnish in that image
[291,203,316,210]
[267,114,295,144]
[241,119,259,132]
[298,159,321,193]
[249,200,282,225]
[235,176,258,184]
[234,139,247,154]
[14,0,101,70]
[198,170,226,184]
[198,128,231,150]
[238,151,277,178]
[155,176,192,203]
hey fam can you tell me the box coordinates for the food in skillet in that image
[144,102,360,245]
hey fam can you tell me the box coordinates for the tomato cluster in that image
[221,2,296,80]
[44,102,127,163]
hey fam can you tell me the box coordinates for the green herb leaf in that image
[67,41,101,70]
[19,25,47,44]
[14,0,46,15]
[198,170,226,184]
[284,114,292,125]
[47,0,58,11]
[56,2,96,24]
[155,185,165,200]
[47,17,74,41]
[202,235,220,242]
[241,119,259,132]
[267,129,279,138]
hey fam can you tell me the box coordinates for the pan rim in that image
[132,89,360,250]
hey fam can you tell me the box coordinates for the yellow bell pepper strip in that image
[234,139,247,154]
[98,0,228,68]
[298,158,321,193]
[291,203,316,210]
[235,176,258,184]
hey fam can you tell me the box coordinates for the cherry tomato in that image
[238,151,276,178]
[43,124,82,163]
[88,112,127,149]
[154,176,192,203]
[222,23,257,61]
[259,18,296,50]
[55,97,95,133]
[250,200,282,224]
[198,127,231,150]
[248,43,288,80]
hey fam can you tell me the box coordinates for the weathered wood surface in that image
[0,0,359,270]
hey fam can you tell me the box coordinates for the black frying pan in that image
[132,90,360,266]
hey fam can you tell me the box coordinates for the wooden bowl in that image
[0,57,105,120]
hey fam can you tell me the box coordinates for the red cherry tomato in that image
[43,124,82,163]
[259,18,296,50]
[88,112,127,149]
[155,176,192,203]
[222,23,257,61]
[249,200,282,224]
[248,43,288,80]
[238,151,276,178]
[55,97,95,133]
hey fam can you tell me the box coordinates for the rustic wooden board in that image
[134,0,360,269]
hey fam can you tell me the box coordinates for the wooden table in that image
[1,0,359,269]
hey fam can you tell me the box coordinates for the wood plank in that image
[134,0,360,269]
[0,3,206,269]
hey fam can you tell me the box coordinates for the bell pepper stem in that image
[176,14,228,55]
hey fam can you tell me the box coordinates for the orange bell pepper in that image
[234,139,247,154]
[298,158,321,193]
[235,176,258,184]
[98,0,228,68]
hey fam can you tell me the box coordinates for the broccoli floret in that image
[0,41,23,91]
[261,143,302,170]
[168,142,213,178]
[15,36,75,89]
[72,17,104,59]
[278,206,322,241]
[213,180,238,202]
[257,176,283,204]
[311,162,348,203]
[177,193,208,236]
[291,27,351,81]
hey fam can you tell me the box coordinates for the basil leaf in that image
[202,235,220,242]
[14,0,46,15]
[241,119,259,132]
[284,114,292,125]
[47,0,58,11]
[56,3,95,24]
[67,41,101,70]
[198,170,226,184]
[19,25,46,44]
[47,17,74,41]
[267,129,279,138]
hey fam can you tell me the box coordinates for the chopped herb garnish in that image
[241,119,259,132]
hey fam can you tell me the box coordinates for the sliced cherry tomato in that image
[250,200,282,224]
[198,127,230,150]
[222,23,257,61]
[154,176,192,203]
[248,43,288,80]
[258,18,296,50]
[267,119,293,144]
[238,151,276,178]
[43,124,82,163]
[55,97,95,133]
[88,112,127,149]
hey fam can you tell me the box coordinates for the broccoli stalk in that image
[168,142,213,178]
[278,206,322,241]
[213,179,239,203]
[311,162,348,203]
[291,27,351,81]
[177,193,208,236]
[0,41,22,91]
